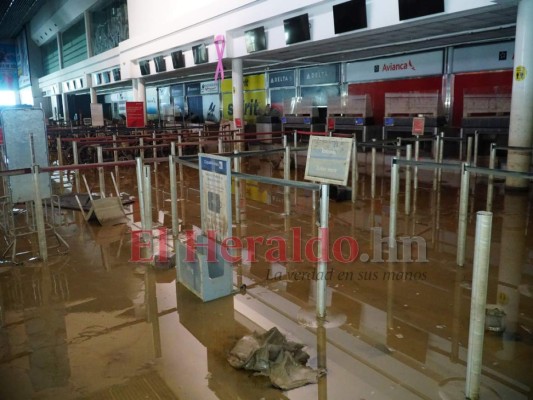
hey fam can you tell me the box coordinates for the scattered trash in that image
[436,324,446,329]
[395,333,404,339]
[227,327,324,390]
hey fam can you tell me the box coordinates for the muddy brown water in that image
[0,156,532,399]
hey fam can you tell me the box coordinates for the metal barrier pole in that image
[293,130,298,172]
[433,134,440,190]
[135,157,146,231]
[234,150,241,224]
[169,155,179,237]
[32,165,48,261]
[459,128,464,161]
[56,136,64,194]
[414,138,420,190]
[473,130,479,167]
[142,164,153,264]
[457,163,470,267]
[218,137,223,154]
[112,134,120,193]
[466,136,473,165]
[284,142,291,215]
[97,145,105,197]
[371,139,377,199]
[396,137,402,159]
[438,132,444,186]
[405,144,412,215]
[140,137,145,159]
[486,143,496,211]
[171,141,176,157]
[352,138,357,203]
[72,140,81,193]
[465,211,493,400]
[389,159,399,248]
[177,135,184,182]
[317,184,329,318]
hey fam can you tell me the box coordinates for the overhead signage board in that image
[200,80,219,94]
[346,50,443,83]
[268,70,295,88]
[300,64,340,86]
[452,41,515,73]
[304,136,353,186]
[199,154,232,242]
[126,101,145,128]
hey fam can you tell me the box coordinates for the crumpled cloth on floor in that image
[227,327,323,390]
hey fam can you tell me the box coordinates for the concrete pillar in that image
[86,74,97,104]
[507,0,533,188]
[61,92,69,122]
[84,10,93,58]
[232,58,244,150]
[132,78,146,125]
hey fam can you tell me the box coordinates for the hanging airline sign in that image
[221,73,266,92]
[222,90,266,123]
[304,136,353,186]
[346,51,443,83]
[452,41,515,73]
[126,101,145,128]
[186,82,201,96]
[201,80,219,94]
[268,70,295,88]
[300,64,340,86]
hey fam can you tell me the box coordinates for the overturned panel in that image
[0,107,51,202]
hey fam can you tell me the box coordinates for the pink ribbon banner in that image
[214,34,225,81]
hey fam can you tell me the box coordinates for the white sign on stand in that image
[304,136,353,186]
[199,154,232,242]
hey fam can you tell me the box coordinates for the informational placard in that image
[126,101,145,128]
[304,136,353,186]
[412,117,425,135]
[199,154,232,242]
[90,103,104,126]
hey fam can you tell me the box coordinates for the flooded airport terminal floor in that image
[1,155,532,399]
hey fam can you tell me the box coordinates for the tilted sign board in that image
[199,154,232,242]
[304,136,353,186]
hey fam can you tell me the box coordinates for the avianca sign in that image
[346,50,443,83]
[380,60,416,72]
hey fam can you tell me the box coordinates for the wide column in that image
[132,78,147,126]
[232,58,244,151]
[87,73,97,104]
[507,0,533,188]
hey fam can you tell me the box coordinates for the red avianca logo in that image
[382,60,416,72]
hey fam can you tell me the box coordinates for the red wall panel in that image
[347,76,443,125]
[452,70,512,126]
